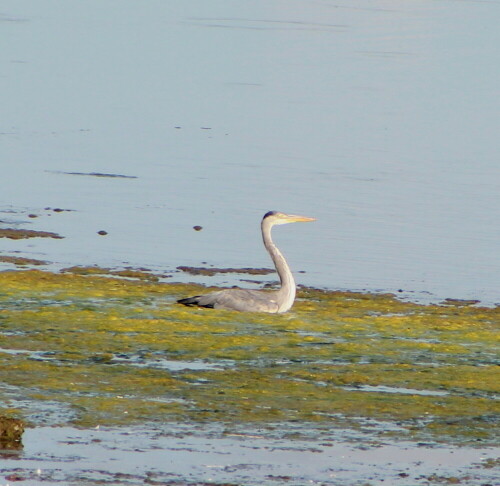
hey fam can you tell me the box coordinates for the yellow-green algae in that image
[0,270,498,445]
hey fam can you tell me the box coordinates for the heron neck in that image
[262,220,296,312]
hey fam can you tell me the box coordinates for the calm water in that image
[2,425,498,485]
[1,0,499,304]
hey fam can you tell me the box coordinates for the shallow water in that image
[1,0,499,305]
[1,424,499,486]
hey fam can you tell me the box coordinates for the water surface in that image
[2,425,498,486]
[1,0,499,304]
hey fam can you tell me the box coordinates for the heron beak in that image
[287,214,316,223]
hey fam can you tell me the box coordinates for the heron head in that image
[263,211,316,225]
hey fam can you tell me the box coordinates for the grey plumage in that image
[177,211,316,313]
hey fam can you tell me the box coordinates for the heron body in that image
[177,211,316,313]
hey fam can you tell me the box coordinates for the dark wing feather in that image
[177,295,214,308]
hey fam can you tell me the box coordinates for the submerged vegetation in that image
[0,270,498,445]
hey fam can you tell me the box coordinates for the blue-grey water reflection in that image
[1,0,499,304]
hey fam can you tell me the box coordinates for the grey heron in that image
[177,211,316,313]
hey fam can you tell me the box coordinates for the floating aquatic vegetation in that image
[60,265,169,282]
[177,265,274,276]
[0,229,63,239]
[0,270,498,445]
[0,255,48,266]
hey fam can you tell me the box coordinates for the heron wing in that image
[178,289,279,313]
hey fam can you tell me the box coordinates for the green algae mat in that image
[0,270,498,445]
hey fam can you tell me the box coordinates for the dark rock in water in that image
[0,416,25,450]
